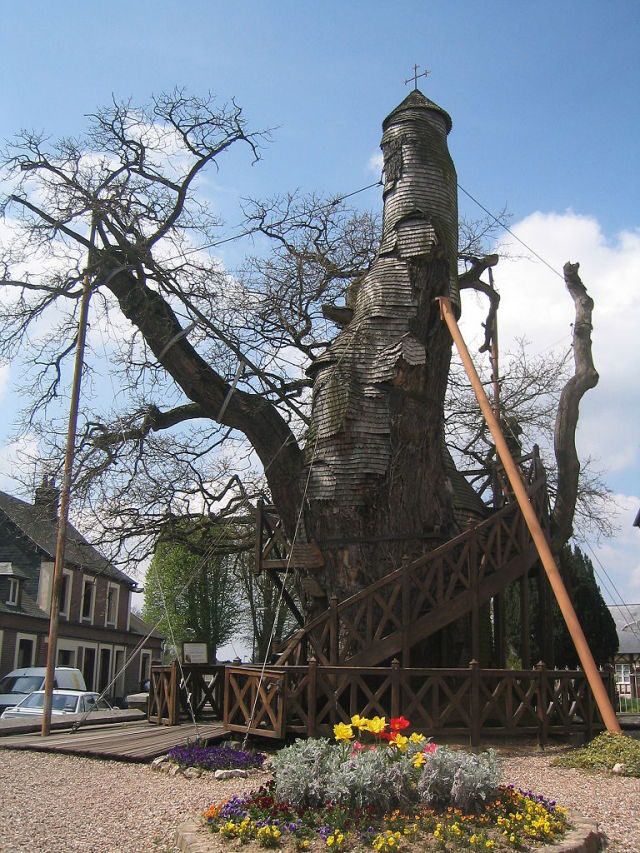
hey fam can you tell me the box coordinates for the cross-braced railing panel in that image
[224,667,287,738]
[221,661,609,747]
[277,459,548,668]
[474,669,540,733]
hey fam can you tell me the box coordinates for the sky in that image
[0,1,638,638]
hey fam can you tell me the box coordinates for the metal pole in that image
[438,296,621,734]
[41,222,96,736]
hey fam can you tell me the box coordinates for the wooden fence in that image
[223,660,612,748]
[148,662,224,725]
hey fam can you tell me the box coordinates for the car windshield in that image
[20,694,78,712]
[20,693,46,709]
[0,675,43,694]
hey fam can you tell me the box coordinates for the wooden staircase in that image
[276,453,550,668]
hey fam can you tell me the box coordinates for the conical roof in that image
[382,89,452,134]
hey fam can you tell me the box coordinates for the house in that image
[0,477,163,703]
[607,603,640,702]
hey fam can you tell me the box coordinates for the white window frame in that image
[105,583,119,628]
[140,650,152,688]
[112,646,126,699]
[81,576,95,623]
[77,642,98,690]
[59,570,73,619]
[7,577,19,606]
[14,632,37,669]
[615,663,631,685]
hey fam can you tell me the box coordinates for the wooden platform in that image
[0,719,228,762]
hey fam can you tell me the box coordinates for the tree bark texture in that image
[551,262,599,551]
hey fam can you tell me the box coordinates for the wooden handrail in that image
[277,458,548,666]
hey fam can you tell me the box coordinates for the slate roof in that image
[129,611,164,640]
[608,604,640,656]
[0,490,137,588]
[0,589,48,620]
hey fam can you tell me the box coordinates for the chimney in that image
[34,475,60,521]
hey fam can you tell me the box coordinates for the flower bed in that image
[201,715,569,851]
[168,742,266,772]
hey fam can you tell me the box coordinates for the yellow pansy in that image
[390,733,408,752]
[333,722,355,741]
[364,715,387,734]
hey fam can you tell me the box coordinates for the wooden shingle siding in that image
[305,91,459,506]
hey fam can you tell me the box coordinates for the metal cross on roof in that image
[404,64,430,90]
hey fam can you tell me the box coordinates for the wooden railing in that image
[148,662,225,725]
[277,453,549,667]
[223,659,609,748]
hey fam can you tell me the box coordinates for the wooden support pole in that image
[438,296,621,734]
[41,223,95,737]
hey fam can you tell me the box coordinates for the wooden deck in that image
[0,718,228,762]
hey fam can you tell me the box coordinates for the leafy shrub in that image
[168,741,265,771]
[417,746,500,812]
[272,738,417,812]
[554,731,640,777]
[324,746,417,811]
[272,737,348,807]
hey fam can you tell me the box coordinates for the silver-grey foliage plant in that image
[417,747,501,812]
[272,739,418,811]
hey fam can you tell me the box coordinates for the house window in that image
[81,577,95,622]
[140,650,152,691]
[59,571,72,618]
[57,648,75,667]
[7,577,19,606]
[15,634,36,668]
[105,584,119,628]
[616,663,631,685]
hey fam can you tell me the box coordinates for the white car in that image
[0,689,113,719]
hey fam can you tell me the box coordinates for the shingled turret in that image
[302,89,461,603]
[380,89,459,312]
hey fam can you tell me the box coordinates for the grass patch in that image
[553,731,640,777]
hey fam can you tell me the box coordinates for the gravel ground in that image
[0,746,639,853]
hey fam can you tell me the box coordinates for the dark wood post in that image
[401,561,411,667]
[330,595,339,665]
[536,660,548,749]
[585,669,595,742]
[493,592,507,668]
[170,659,180,725]
[470,555,480,664]
[520,573,531,668]
[391,658,401,719]
[307,657,317,738]
[469,659,481,750]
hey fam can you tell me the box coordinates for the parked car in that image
[0,667,86,714]
[125,680,150,713]
[0,689,112,719]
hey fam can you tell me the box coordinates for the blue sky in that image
[0,1,638,622]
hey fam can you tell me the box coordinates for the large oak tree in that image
[0,90,599,623]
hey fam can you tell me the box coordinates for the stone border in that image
[175,812,605,853]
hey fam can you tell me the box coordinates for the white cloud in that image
[586,494,640,605]
[0,435,41,493]
[458,211,640,606]
[0,365,8,400]
[368,151,383,176]
[459,211,640,478]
